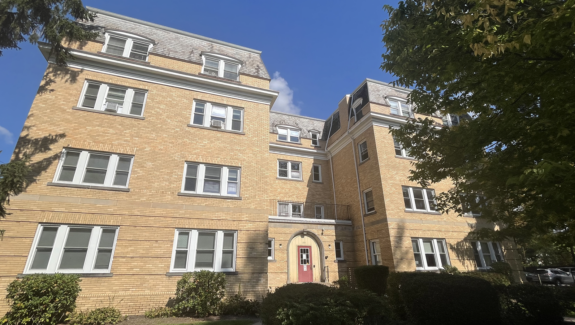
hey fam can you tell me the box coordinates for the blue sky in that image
[0,0,398,163]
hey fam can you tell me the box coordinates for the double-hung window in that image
[402,186,437,212]
[278,202,304,218]
[181,163,241,197]
[312,164,322,182]
[370,240,381,265]
[191,101,243,132]
[171,229,237,272]
[412,238,450,270]
[278,160,302,180]
[335,241,344,260]
[268,239,274,260]
[363,189,375,213]
[388,99,413,118]
[393,137,413,158]
[54,149,134,188]
[442,114,460,127]
[471,241,504,269]
[462,194,484,217]
[24,224,118,274]
[78,81,148,117]
[103,33,152,61]
[358,141,369,162]
[277,126,300,143]
[314,205,324,219]
[201,55,241,81]
[311,132,320,146]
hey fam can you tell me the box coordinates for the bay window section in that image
[171,230,237,272]
[471,241,504,269]
[25,224,118,274]
[277,160,302,180]
[78,81,148,117]
[53,150,134,189]
[190,101,243,132]
[181,163,241,197]
[411,238,450,270]
[402,186,437,213]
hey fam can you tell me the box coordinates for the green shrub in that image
[354,265,389,296]
[497,284,564,325]
[388,272,502,325]
[261,283,333,325]
[439,265,461,275]
[464,270,511,286]
[1,274,81,325]
[144,306,175,318]
[173,271,226,317]
[221,294,260,316]
[68,307,124,325]
[490,262,514,283]
[332,276,353,290]
[554,286,575,317]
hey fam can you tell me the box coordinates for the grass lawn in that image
[170,321,255,325]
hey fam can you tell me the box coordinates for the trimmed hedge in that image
[464,271,511,286]
[1,274,81,325]
[354,265,389,296]
[221,294,260,316]
[388,272,502,325]
[497,284,564,325]
[68,307,124,325]
[261,283,391,325]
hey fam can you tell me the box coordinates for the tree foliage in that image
[382,0,575,246]
[0,152,30,219]
[0,0,97,64]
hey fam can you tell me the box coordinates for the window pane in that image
[232,109,242,131]
[313,166,320,181]
[335,243,342,259]
[197,233,215,250]
[129,42,149,60]
[206,59,219,68]
[231,120,241,131]
[292,204,302,217]
[87,154,110,169]
[106,87,126,104]
[403,188,412,209]
[203,181,221,194]
[471,242,483,267]
[426,190,436,210]
[412,189,426,210]
[106,37,126,56]
[221,251,233,268]
[227,183,238,195]
[278,128,287,141]
[99,229,116,248]
[393,137,402,156]
[58,152,80,182]
[203,167,221,193]
[61,228,91,269]
[59,250,88,269]
[195,251,214,268]
[82,84,100,108]
[278,203,289,216]
[412,240,422,268]
[228,169,238,182]
[94,250,112,269]
[223,233,234,250]
[440,254,449,267]
[389,101,399,114]
[289,130,300,142]
[211,106,226,118]
[38,227,58,247]
[177,232,189,249]
[83,169,107,184]
[204,59,219,76]
[290,163,301,179]
[174,251,187,269]
[65,228,92,247]
[481,242,493,266]
[31,248,52,269]
[423,240,437,267]
[315,206,323,218]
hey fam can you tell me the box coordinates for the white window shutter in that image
[95,84,108,111]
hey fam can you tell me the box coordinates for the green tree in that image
[0,0,98,65]
[0,153,30,239]
[382,0,575,247]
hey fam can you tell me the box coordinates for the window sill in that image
[47,182,130,192]
[97,51,151,64]
[166,271,238,276]
[187,124,245,135]
[276,139,302,145]
[364,210,377,216]
[73,106,145,120]
[276,177,303,182]
[312,181,323,184]
[404,209,441,215]
[177,192,242,200]
[359,158,370,165]
[18,273,113,278]
[395,155,416,161]
[335,259,346,263]
[199,72,242,84]
[268,259,277,262]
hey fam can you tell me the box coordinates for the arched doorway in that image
[287,231,324,283]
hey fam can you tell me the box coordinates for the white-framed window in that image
[24,224,119,274]
[471,241,504,269]
[181,163,241,197]
[442,114,460,127]
[278,202,303,218]
[370,240,381,265]
[53,149,134,188]
[462,194,484,217]
[314,205,324,219]
[171,229,237,272]
[103,32,152,61]
[310,132,320,146]
[78,81,148,117]
[402,186,437,212]
[393,137,413,158]
[268,238,274,260]
[278,160,302,180]
[277,126,301,143]
[358,141,369,162]
[191,101,243,132]
[335,241,344,260]
[412,238,450,270]
[201,54,241,81]
[388,98,413,118]
[363,189,375,213]
[312,164,322,182]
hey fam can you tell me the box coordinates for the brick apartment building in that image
[0,7,522,315]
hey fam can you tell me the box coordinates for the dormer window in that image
[388,98,413,118]
[310,132,320,146]
[103,32,153,61]
[201,54,241,81]
[277,126,300,143]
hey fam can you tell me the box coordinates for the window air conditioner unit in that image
[211,120,224,129]
[104,102,121,112]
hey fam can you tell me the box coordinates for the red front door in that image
[298,246,313,283]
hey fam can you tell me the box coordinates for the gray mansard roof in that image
[269,111,325,140]
[84,7,270,80]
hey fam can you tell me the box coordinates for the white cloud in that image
[0,126,13,144]
[269,72,301,115]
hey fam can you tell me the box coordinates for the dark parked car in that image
[527,268,574,285]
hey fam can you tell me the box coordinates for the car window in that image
[560,268,572,273]
[552,270,568,275]
[535,270,548,274]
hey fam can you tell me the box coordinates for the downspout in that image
[324,116,338,219]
